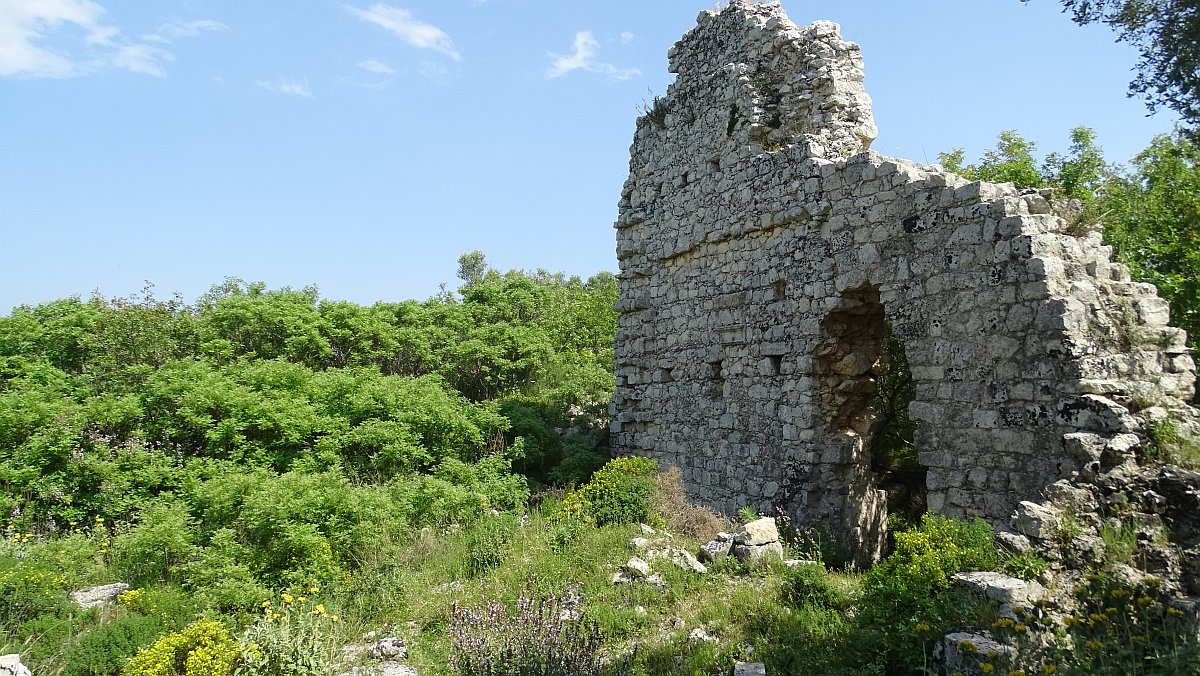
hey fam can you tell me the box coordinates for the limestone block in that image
[733,541,785,562]
[1013,501,1058,541]
[0,655,31,676]
[952,571,1047,606]
[735,517,780,545]
[734,663,767,676]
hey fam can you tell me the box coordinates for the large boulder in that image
[70,583,129,609]
[735,517,780,546]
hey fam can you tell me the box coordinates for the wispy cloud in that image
[112,43,172,76]
[0,1,211,79]
[346,3,461,61]
[546,31,639,81]
[257,76,312,97]
[620,31,635,45]
[143,19,228,44]
[357,58,395,75]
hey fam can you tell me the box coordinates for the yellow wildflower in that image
[981,664,994,674]
[281,593,293,604]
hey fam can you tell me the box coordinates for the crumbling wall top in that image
[649,0,876,162]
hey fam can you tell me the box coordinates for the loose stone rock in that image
[733,662,767,676]
[0,655,31,676]
[71,583,129,609]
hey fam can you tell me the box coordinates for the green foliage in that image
[781,563,852,611]
[1100,131,1200,370]
[238,592,342,676]
[63,612,166,676]
[1060,0,1200,127]
[857,515,1000,673]
[1043,126,1110,200]
[1003,550,1050,581]
[1145,416,1200,466]
[125,618,243,676]
[941,130,1043,188]
[463,513,518,577]
[941,126,1111,200]
[995,574,1200,675]
[1100,518,1139,565]
[561,457,658,527]
[0,555,73,633]
[112,500,197,586]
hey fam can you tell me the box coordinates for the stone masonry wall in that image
[610,0,1197,562]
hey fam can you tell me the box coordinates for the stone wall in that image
[610,0,1197,562]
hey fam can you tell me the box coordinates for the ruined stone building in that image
[610,0,1197,561]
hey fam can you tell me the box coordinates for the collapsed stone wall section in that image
[610,0,1197,562]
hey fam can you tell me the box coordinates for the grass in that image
[4,478,1200,675]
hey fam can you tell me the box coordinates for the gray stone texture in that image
[610,0,1197,562]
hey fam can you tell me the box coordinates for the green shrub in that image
[0,556,73,632]
[464,513,517,577]
[63,612,165,676]
[1003,550,1050,581]
[111,500,197,586]
[856,515,1000,673]
[560,456,658,527]
[782,563,850,611]
[125,618,242,676]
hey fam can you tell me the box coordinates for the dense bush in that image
[63,612,165,676]
[856,514,1000,673]
[560,456,658,527]
[125,618,243,676]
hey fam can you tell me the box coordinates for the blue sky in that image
[0,0,1181,313]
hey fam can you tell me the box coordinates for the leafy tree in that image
[457,250,489,288]
[940,130,1043,188]
[1057,0,1200,128]
[1042,125,1111,199]
[197,280,331,365]
[1099,130,1200,360]
[942,126,1111,199]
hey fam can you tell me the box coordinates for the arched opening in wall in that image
[815,285,926,559]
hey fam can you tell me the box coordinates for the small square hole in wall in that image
[659,367,674,382]
[769,355,783,375]
[772,279,787,301]
[708,158,721,174]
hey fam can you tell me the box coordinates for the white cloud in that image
[112,42,171,76]
[0,0,204,78]
[143,19,227,44]
[620,31,634,44]
[0,0,111,77]
[257,76,312,97]
[546,31,640,81]
[357,58,395,75]
[346,3,461,61]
